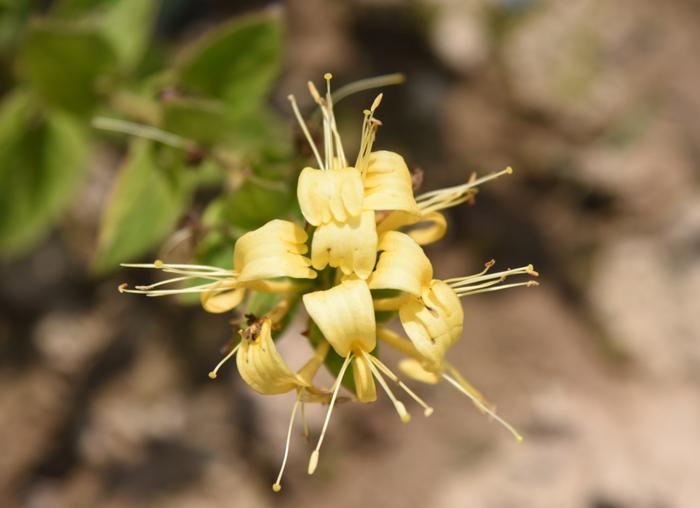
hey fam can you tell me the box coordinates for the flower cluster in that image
[120,74,538,492]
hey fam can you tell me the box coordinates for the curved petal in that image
[377,210,447,246]
[362,151,419,214]
[236,318,306,395]
[369,231,433,297]
[398,358,441,384]
[303,280,376,357]
[352,354,377,402]
[297,167,363,226]
[406,211,447,245]
[311,210,378,280]
[234,219,317,282]
[398,280,463,367]
[200,280,246,313]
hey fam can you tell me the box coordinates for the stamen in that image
[208,343,241,379]
[324,73,347,168]
[287,94,325,169]
[416,167,514,214]
[442,372,523,442]
[370,93,383,113]
[272,392,302,493]
[362,351,410,423]
[308,353,353,475]
[446,264,538,287]
[454,280,539,297]
[368,354,434,417]
[308,80,332,169]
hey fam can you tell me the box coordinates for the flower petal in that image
[398,280,463,367]
[200,281,246,313]
[352,354,377,402]
[297,167,364,226]
[236,318,306,394]
[377,210,448,245]
[398,358,441,384]
[362,151,419,214]
[234,219,317,282]
[311,210,378,280]
[303,279,376,357]
[369,231,433,297]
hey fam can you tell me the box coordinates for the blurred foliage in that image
[0,0,293,276]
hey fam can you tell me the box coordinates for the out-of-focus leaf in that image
[94,140,191,273]
[177,10,283,110]
[19,20,117,115]
[162,97,237,146]
[101,0,160,71]
[223,177,292,230]
[0,91,88,257]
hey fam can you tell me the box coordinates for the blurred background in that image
[1,0,700,507]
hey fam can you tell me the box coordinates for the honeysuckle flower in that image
[303,279,433,474]
[120,219,316,313]
[120,73,542,490]
[290,75,419,280]
[208,314,333,492]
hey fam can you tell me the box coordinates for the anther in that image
[118,283,128,293]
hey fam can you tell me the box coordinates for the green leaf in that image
[223,177,292,230]
[0,92,89,257]
[100,0,160,71]
[94,140,190,273]
[19,20,117,115]
[177,10,283,110]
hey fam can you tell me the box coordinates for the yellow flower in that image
[303,279,433,474]
[290,76,419,280]
[208,315,333,493]
[120,219,316,313]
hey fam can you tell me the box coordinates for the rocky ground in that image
[2,0,700,506]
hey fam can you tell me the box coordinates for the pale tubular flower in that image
[119,219,316,314]
[303,280,433,475]
[208,316,332,493]
[310,210,378,280]
[369,231,433,297]
[377,167,514,245]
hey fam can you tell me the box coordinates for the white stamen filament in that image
[362,351,410,423]
[272,391,303,493]
[287,94,325,170]
[308,353,353,475]
[119,261,238,297]
[208,343,241,379]
[442,372,523,442]
[368,353,433,417]
[416,167,513,213]
[454,280,539,297]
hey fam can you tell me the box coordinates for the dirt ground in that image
[2,0,700,507]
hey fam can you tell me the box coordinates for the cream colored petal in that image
[233,219,316,282]
[200,281,246,313]
[398,358,441,384]
[406,211,447,245]
[303,280,376,357]
[352,354,377,402]
[297,167,364,226]
[236,319,306,395]
[377,210,447,246]
[362,151,419,213]
[368,231,433,297]
[311,210,378,280]
[398,280,464,367]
